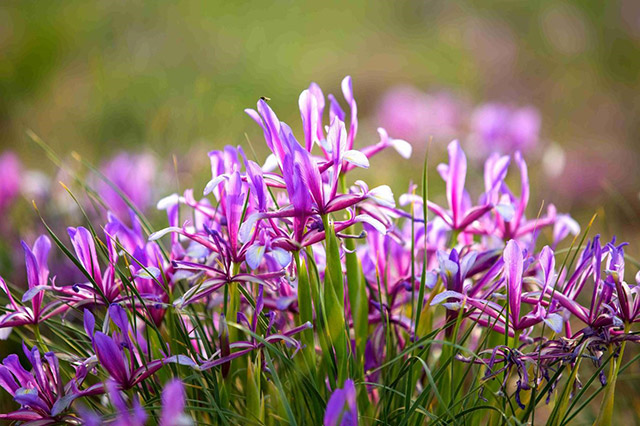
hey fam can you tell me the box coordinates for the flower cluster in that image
[0,76,636,425]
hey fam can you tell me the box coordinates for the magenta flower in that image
[67,226,121,303]
[160,379,190,426]
[428,140,493,231]
[431,242,563,337]
[0,151,21,215]
[503,240,549,331]
[106,212,171,325]
[376,86,463,143]
[606,241,640,325]
[0,236,68,334]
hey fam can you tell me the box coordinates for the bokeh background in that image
[1,0,640,420]
[3,0,640,238]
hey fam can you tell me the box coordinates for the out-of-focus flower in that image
[0,151,22,215]
[97,152,156,218]
[376,86,463,143]
[324,379,358,426]
[160,379,191,426]
[470,103,540,155]
[105,379,148,426]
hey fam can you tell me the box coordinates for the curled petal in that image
[368,185,395,208]
[343,150,369,169]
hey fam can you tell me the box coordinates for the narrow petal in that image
[503,240,523,326]
[368,185,395,208]
[93,332,129,386]
[445,140,467,228]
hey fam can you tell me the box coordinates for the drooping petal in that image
[246,244,266,270]
[270,247,292,268]
[343,150,369,169]
[367,185,395,208]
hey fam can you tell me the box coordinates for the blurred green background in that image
[1,0,640,237]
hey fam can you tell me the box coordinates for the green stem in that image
[594,322,630,426]
[34,324,49,352]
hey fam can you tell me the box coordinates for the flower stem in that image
[594,322,630,426]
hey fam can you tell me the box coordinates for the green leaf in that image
[322,215,348,386]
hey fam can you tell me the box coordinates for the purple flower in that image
[160,379,190,426]
[0,345,101,423]
[67,226,122,303]
[0,236,65,334]
[477,150,562,242]
[97,152,156,218]
[84,306,169,389]
[324,379,358,426]
[470,103,541,155]
[376,86,463,143]
[428,140,493,231]
[106,379,148,426]
[503,240,544,331]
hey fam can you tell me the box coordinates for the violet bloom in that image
[0,345,101,423]
[84,306,168,389]
[606,241,640,325]
[0,151,21,215]
[324,379,358,426]
[160,226,287,308]
[479,150,561,243]
[550,236,623,334]
[0,236,67,335]
[503,240,562,333]
[437,249,478,328]
[106,211,172,325]
[67,226,121,303]
[470,103,541,155]
[97,152,156,218]
[432,242,563,337]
